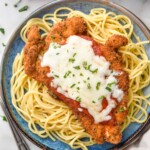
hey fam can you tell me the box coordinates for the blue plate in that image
[0,0,150,149]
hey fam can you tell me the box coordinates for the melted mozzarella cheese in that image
[41,35,124,123]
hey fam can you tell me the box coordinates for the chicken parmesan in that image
[23,17,129,144]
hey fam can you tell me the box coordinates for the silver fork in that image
[0,97,30,150]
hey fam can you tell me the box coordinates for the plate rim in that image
[0,0,150,150]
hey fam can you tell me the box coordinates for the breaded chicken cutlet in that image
[24,17,129,144]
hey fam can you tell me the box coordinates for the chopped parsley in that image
[87,77,90,80]
[64,70,71,78]
[56,53,59,55]
[54,75,59,78]
[77,87,80,90]
[98,96,105,100]
[90,68,98,74]
[80,73,83,76]
[82,61,98,74]
[19,5,29,12]
[2,43,6,47]
[70,84,76,88]
[88,64,92,70]
[73,53,77,57]
[69,58,75,63]
[92,100,96,103]
[118,107,124,112]
[2,116,7,121]
[83,61,88,70]
[52,43,61,49]
[14,0,22,7]
[0,115,7,122]
[87,83,91,89]
[76,96,81,102]
[107,82,116,86]
[0,28,5,34]
[73,66,80,70]
[105,86,112,92]
[105,81,116,92]
[96,82,101,90]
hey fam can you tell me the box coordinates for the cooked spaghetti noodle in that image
[11,7,150,150]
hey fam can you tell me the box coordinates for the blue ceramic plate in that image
[0,0,150,149]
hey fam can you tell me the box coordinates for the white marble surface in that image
[0,0,150,150]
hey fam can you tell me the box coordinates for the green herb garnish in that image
[87,83,91,89]
[105,82,116,92]
[107,82,116,86]
[73,53,77,57]
[90,68,98,74]
[2,116,7,121]
[105,86,112,92]
[0,115,7,122]
[118,107,124,112]
[96,82,101,90]
[54,75,59,78]
[14,0,22,7]
[88,64,92,70]
[70,84,76,88]
[83,61,98,74]
[19,5,29,12]
[92,100,96,103]
[0,28,5,34]
[64,70,71,78]
[2,43,6,47]
[52,43,61,49]
[87,77,90,80]
[77,87,80,90]
[76,96,81,102]
[80,73,83,76]
[69,58,75,63]
[74,66,80,70]
[83,61,88,70]
[98,96,105,100]
[83,80,86,83]
[5,3,8,6]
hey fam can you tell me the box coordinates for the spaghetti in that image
[11,7,150,150]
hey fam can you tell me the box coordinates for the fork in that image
[0,97,30,150]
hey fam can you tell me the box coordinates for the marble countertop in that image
[0,0,150,150]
